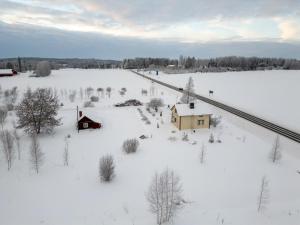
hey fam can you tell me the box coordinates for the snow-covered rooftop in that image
[173,102,213,116]
[0,69,13,74]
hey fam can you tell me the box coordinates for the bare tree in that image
[0,130,15,170]
[13,129,21,160]
[257,176,269,212]
[86,87,94,98]
[16,88,61,134]
[122,138,139,154]
[30,134,44,174]
[99,154,115,182]
[0,107,7,130]
[80,87,84,100]
[148,98,164,110]
[63,137,69,166]
[200,143,206,164]
[68,90,77,102]
[269,135,281,163]
[97,87,103,97]
[35,61,51,77]
[146,168,183,225]
[106,87,112,98]
[180,77,195,104]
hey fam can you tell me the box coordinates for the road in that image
[131,70,300,143]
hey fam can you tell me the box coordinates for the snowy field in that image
[144,70,300,133]
[1,69,300,225]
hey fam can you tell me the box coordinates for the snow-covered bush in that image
[208,133,214,143]
[210,116,222,128]
[122,138,139,154]
[119,90,125,96]
[142,89,148,95]
[182,133,189,141]
[68,91,77,102]
[99,155,115,182]
[148,98,164,109]
[168,136,177,142]
[90,96,99,102]
[35,61,51,77]
[147,168,183,225]
[83,101,94,108]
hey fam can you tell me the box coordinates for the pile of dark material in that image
[115,99,143,107]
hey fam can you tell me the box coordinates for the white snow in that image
[144,70,300,132]
[0,69,300,225]
[0,69,14,74]
[173,102,213,116]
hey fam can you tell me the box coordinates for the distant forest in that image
[0,57,121,72]
[1,56,300,73]
[123,56,300,73]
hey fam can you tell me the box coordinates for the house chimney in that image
[189,102,194,109]
[79,111,83,117]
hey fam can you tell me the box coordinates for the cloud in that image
[1,0,300,43]
[278,19,300,40]
[1,22,300,59]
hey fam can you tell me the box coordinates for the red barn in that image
[0,69,18,77]
[77,111,101,130]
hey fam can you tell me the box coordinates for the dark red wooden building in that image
[0,69,18,77]
[77,111,101,130]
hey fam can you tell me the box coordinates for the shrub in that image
[90,96,99,102]
[35,61,51,77]
[182,133,189,141]
[210,116,222,128]
[123,138,139,154]
[83,101,94,108]
[209,133,215,143]
[99,155,115,182]
[148,98,164,109]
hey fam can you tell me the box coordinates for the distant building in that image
[77,111,101,130]
[170,103,212,130]
[0,69,17,77]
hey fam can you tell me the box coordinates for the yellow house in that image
[171,103,212,130]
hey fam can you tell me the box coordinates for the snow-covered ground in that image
[1,69,300,225]
[144,70,300,133]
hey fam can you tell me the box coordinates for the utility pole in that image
[76,106,79,133]
[17,56,22,72]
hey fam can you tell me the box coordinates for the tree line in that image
[122,56,300,71]
[0,57,122,72]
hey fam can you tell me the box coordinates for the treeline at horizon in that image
[1,56,300,73]
[122,56,300,72]
[0,57,122,72]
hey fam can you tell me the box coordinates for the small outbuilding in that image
[0,69,18,77]
[171,102,212,130]
[77,111,101,130]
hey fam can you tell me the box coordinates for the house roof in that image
[0,69,13,74]
[172,102,213,116]
[78,111,101,123]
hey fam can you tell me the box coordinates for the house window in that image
[198,120,204,126]
[83,122,89,128]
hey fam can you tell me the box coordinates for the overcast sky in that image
[1,0,300,59]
